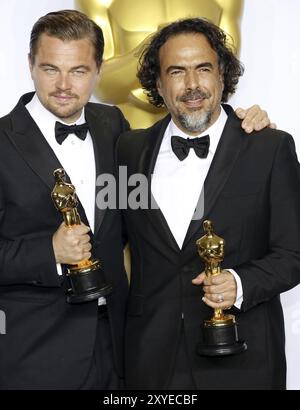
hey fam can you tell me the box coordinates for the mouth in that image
[179,91,209,109]
[183,98,205,109]
[51,94,77,104]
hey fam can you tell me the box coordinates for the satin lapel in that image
[137,115,181,253]
[182,107,246,248]
[85,105,113,237]
[6,93,63,191]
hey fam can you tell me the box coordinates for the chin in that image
[54,107,79,120]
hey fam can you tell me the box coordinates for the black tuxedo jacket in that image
[0,93,129,389]
[117,105,300,390]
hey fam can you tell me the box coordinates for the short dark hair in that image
[29,9,104,68]
[137,18,244,106]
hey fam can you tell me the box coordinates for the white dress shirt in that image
[26,94,106,305]
[151,107,243,308]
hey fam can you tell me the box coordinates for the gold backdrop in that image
[76,0,243,129]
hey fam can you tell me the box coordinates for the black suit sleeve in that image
[0,192,60,287]
[235,134,300,311]
[0,160,60,286]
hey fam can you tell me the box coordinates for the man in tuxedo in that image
[117,18,300,389]
[0,10,129,389]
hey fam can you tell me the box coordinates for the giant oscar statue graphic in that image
[52,168,112,304]
[196,220,247,356]
[77,0,243,128]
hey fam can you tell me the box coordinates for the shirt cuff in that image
[226,269,243,309]
[98,297,106,306]
[56,263,63,276]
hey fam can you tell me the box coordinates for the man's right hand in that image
[52,222,92,264]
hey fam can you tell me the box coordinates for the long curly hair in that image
[137,18,244,107]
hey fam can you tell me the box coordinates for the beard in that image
[178,109,212,133]
[47,104,82,121]
[176,89,212,133]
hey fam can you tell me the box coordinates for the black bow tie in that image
[55,121,89,145]
[171,134,210,161]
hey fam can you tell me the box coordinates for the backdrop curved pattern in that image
[0,0,299,390]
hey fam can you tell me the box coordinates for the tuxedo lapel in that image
[137,115,181,253]
[182,106,246,248]
[6,93,63,191]
[85,104,114,237]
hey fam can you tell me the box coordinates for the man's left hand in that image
[192,270,237,310]
[235,105,277,134]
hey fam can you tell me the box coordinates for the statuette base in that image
[66,260,112,304]
[197,321,247,356]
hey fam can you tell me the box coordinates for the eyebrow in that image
[166,62,213,74]
[38,63,91,71]
[70,65,91,71]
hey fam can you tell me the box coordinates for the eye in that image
[72,70,86,77]
[170,69,184,76]
[44,68,57,75]
[198,67,211,73]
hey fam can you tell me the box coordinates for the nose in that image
[55,72,71,91]
[185,70,199,90]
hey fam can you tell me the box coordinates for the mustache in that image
[179,90,210,102]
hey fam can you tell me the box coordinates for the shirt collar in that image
[167,106,228,156]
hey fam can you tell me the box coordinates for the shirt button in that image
[81,180,84,184]
[71,140,75,145]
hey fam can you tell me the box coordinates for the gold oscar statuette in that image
[196,220,247,356]
[51,168,112,304]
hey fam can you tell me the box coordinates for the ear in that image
[28,53,34,76]
[218,68,225,93]
[97,61,103,76]
[156,77,162,97]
